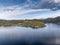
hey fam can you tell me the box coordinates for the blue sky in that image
[0,0,60,20]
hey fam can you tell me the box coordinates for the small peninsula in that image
[0,20,46,28]
[0,16,60,28]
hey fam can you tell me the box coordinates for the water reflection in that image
[0,23,60,45]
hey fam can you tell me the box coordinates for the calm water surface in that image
[0,23,60,45]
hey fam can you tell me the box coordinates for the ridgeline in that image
[0,16,60,28]
[41,16,60,24]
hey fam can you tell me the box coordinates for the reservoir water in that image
[0,23,60,45]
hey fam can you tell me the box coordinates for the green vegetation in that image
[0,16,59,28]
[33,16,60,24]
[15,21,46,28]
[0,20,46,28]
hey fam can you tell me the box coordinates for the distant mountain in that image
[43,16,60,24]
[0,16,60,24]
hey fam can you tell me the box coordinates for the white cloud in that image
[0,5,60,20]
[0,5,51,19]
[31,10,60,19]
[42,0,60,3]
[53,0,60,3]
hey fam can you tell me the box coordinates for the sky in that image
[0,0,60,20]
